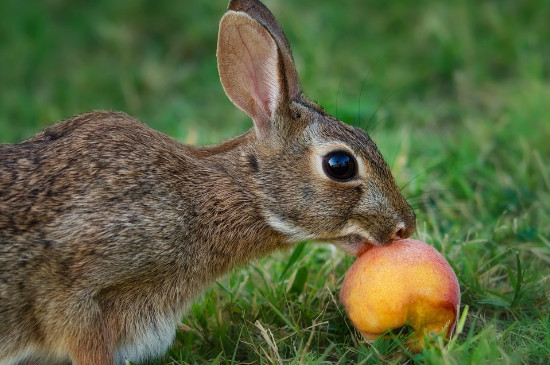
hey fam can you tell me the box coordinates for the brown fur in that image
[0,1,415,364]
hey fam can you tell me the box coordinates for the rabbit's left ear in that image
[227,0,301,99]
[217,2,301,139]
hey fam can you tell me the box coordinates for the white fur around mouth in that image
[328,223,380,256]
[329,234,377,256]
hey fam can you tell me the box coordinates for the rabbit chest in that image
[114,310,181,364]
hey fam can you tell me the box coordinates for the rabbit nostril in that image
[391,223,408,242]
[381,224,410,246]
[395,223,415,240]
[395,228,404,239]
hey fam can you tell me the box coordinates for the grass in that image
[1,0,549,363]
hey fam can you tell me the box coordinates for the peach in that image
[340,239,460,351]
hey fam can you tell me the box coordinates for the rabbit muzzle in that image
[328,205,416,256]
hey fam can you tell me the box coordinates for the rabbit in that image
[0,0,416,364]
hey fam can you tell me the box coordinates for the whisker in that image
[388,139,403,170]
[353,60,377,131]
[362,85,407,135]
[335,81,341,119]
[405,189,450,201]
[357,80,366,128]
[400,162,444,192]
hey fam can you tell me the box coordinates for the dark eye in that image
[323,150,357,181]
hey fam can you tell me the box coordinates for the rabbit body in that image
[1,112,285,364]
[0,0,415,364]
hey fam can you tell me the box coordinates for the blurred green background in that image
[2,0,548,143]
[1,0,549,363]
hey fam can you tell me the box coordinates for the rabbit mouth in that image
[331,234,377,257]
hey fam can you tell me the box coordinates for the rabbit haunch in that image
[0,0,415,364]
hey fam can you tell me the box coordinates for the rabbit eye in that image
[323,150,356,181]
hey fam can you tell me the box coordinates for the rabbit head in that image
[218,0,416,255]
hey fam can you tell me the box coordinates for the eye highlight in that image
[323,150,357,181]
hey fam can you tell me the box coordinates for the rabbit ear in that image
[227,0,301,99]
[217,2,301,138]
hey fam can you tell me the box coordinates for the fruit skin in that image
[340,239,460,351]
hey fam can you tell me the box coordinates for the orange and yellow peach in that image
[340,239,460,351]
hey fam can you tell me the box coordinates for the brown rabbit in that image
[0,0,415,364]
